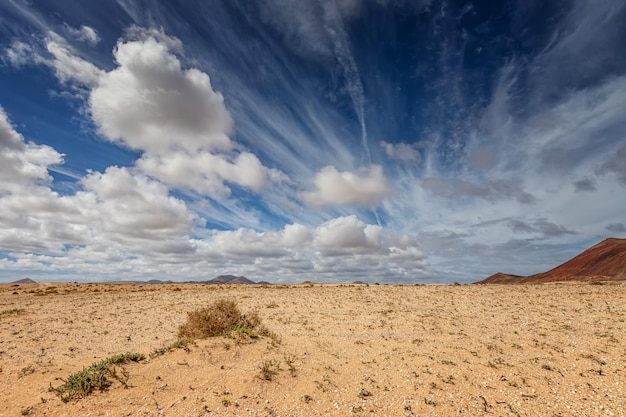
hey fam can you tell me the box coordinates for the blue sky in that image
[1,0,625,283]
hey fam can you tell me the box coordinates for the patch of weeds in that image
[49,352,145,402]
[222,399,231,407]
[19,365,36,377]
[581,354,606,365]
[1,308,26,316]
[150,337,195,358]
[303,394,313,403]
[441,359,456,366]
[442,375,455,385]
[315,380,328,392]
[424,397,436,406]
[21,406,33,416]
[258,359,280,381]
[178,299,267,339]
[284,353,297,377]
[508,403,521,416]
[267,331,282,346]
[358,388,372,399]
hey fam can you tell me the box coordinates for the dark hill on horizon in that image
[478,238,626,284]
[10,278,37,284]
[207,275,256,284]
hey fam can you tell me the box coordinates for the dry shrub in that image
[178,299,264,339]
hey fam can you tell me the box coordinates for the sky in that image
[0,0,625,284]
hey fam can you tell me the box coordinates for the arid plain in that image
[1,282,624,417]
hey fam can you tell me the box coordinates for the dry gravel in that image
[1,282,625,416]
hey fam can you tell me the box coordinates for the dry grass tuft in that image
[178,299,265,339]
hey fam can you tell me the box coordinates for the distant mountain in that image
[478,272,525,284]
[477,238,626,284]
[10,278,37,284]
[207,275,256,284]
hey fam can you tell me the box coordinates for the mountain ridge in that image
[478,238,626,284]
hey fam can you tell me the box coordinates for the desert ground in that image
[1,282,624,417]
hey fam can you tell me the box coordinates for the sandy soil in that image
[1,282,625,417]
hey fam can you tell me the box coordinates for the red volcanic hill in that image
[478,238,626,284]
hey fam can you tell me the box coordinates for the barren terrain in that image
[1,282,625,416]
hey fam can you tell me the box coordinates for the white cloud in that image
[136,151,268,195]
[79,166,198,243]
[45,33,102,85]
[90,33,233,153]
[2,33,100,85]
[65,25,100,45]
[86,30,283,194]
[0,107,64,190]
[301,165,393,206]
[3,40,44,67]
[380,141,421,161]
[315,215,385,256]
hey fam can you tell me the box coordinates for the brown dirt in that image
[1,282,625,416]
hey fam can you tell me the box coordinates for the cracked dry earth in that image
[1,282,625,417]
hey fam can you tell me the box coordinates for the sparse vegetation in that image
[358,388,372,399]
[49,352,145,402]
[178,299,266,339]
[150,337,195,358]
[284,353,297,377]
[0,308,25,316]
[258,359,280,381]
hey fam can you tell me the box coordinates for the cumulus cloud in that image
[0,108,82,252]
[80,166,198,242]
[4,27,285,196]
[90,33,233,153]
[1,101,427,282]
[0,106,64,190]
[315,215,386,256]
[301,165,392,206]
[86,30,283,195]
[380,141,421,162]
[0,105,199,257]
[192,215,426,280]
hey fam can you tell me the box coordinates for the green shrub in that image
[50,352,144,402]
